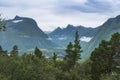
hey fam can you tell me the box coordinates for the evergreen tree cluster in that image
[90,32,120,80]
[0,45,18,56]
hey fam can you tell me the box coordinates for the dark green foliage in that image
[73,31,82,60]
[90,40,112,80]
[10,45,18,56]
[110,32,120,54]
[0,46,7,55]
[64,42,74,71]
[64,31,82,71]
[90,32,120,80]
[0,49,92,80]
[108,32,120,73]
[34,47,43,58]
[0,54,60,80]
[110,32,120,73]
[65,42,73,59]
[52,52,57,64]
[0,45,3,54]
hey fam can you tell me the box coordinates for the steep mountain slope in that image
[83,15,120,58]
[0,16,55,53]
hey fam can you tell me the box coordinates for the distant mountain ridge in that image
[49,24,99,38]
[0,16,55,53]
[48,24,100,47]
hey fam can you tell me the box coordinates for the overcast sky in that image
[0,0,120,31]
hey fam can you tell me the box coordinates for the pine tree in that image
[110,32,120,55]
[0,45,3,54]
[64,31,82,71]
[52,52,57,62]
[90,32,120,80]
[52,52,57,66]
[64,42,73,60]
[73,31,82,61]
[34,47,43,59]
[110,32,120,73]
[63,42,74,71]
[11,45,18,56]
[0,46,8,55]
[90,40,111,80]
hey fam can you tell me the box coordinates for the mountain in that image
[49,24,99,38]
[83,15,120,58]
[0,16,55,53]
[48,24,100,47]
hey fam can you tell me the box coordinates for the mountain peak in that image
[66,24,74,29]
[77,25,86,29]
[14,15,21,20]
[115,15,120,22]
[53,27,62,32]
[116,15,120,19]
[56,27,62,30]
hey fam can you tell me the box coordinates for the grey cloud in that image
[55,0,120,14]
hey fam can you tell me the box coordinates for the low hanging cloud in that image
[0,0,120,31]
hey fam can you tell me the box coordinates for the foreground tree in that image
[64,31,82,71]
[73,31,82,60]
[90,32,120,80]
[0,45,3,54]
[11,45,19,56]
[52,52,57,64]
[110,32,120,75]
[34,47,43,59]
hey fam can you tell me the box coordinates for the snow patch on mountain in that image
[80,36,92,42]
[12,20,23,23]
